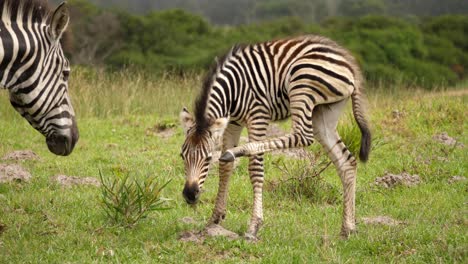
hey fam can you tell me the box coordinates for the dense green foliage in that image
[53,0,468,24]
[64,0,468,88]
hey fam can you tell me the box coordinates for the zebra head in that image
[179,108,228,204]
[3,2,78,156]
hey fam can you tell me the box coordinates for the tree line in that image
[63,0,467,87]
[52,0,468,25]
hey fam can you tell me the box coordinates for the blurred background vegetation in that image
[52,0,467,88]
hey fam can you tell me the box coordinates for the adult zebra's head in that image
[179,108,228,204]
[2,1,78,156]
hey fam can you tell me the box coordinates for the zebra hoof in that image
[244,233,259,242]
[219,151,235,162]
[340,228,357,239]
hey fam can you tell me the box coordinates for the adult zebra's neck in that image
[0,21,47,92]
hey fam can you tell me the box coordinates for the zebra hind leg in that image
[312,100,357,238]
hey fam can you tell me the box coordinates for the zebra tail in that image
[351,85,371,163]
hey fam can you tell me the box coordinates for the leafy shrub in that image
[423,15,468,51]
[99,170,171,227]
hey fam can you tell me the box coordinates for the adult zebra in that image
[0,0,78,156]
[179,35,371,239]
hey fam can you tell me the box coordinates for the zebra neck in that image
[0,21,48,92]
[205,81,233,121]
[0,68,12,90]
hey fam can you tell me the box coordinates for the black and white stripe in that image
[0,0,78,156]
[180,35,371,239]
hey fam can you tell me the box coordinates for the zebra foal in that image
[180,35,371,239]
[0,0,78,155]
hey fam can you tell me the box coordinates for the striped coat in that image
[0,0,78,155]
[180,35,371,239]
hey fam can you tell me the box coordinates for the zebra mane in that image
[0,0,52,24]
[194,44,245,134]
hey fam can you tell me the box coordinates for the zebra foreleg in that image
[209,160,235,225]
[209,124,243,225]
[220,97,316,161]
[219,132,314,162]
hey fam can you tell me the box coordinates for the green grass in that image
[0,71,467,263]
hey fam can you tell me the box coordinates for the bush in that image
[66,0,468,89]
[99,170,171,227]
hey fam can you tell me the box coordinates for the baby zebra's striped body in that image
[180,35,371,239]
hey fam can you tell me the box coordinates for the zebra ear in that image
[209,118,228,139]
[50,2,70,41]
[180,107,194,134]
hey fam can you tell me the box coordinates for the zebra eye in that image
[206,156,212,162]
[62,70,70,82]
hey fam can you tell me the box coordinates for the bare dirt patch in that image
[96,247,115,257]
[433,132,464,148]
[373,172,421,188]
[179,217,196,224]
[205,224,239,239]
[178,230,204,243]
[51,175,100,187]
[361,216,404,226]
[0,164,32,183]
[448,176,466,184]
[178,224,239,243]
[145,123,176,139]
[2,150,39,161]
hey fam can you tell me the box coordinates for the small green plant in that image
[156,119,177,130]
[268,149,340,204]
[99,170,171,227]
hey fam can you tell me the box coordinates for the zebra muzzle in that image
[182,182,200,204]
[46,133,75,156]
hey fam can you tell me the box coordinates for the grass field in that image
[0,70,467,263]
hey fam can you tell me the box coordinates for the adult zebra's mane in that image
[194,44,245,134]
[0,0,51,24]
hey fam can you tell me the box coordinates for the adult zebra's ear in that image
[180,107,194,135]
[50,2,70,41]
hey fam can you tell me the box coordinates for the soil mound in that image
[0,164,32,183]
